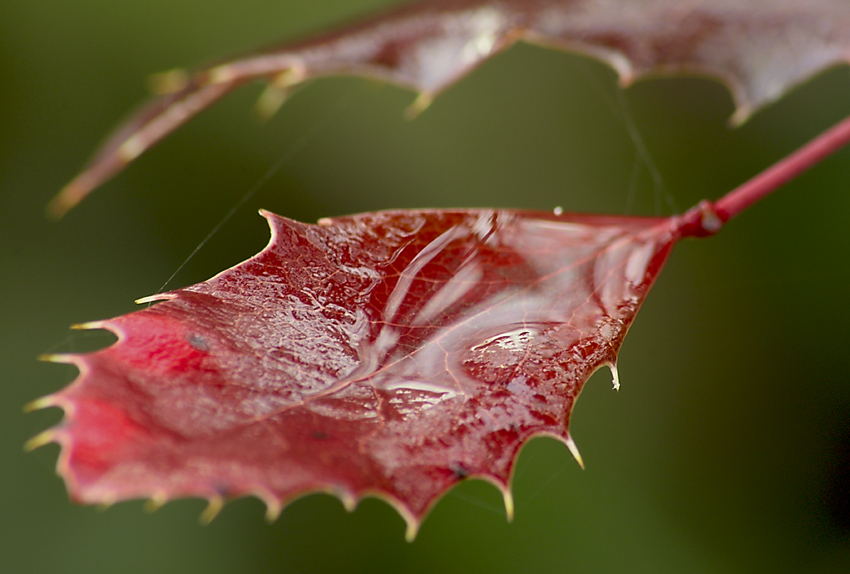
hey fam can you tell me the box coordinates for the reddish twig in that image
[678,113,850,238]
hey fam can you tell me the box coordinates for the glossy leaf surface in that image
[52,0,850,216]
[32,209,685,537]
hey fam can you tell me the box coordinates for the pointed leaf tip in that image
[143,492,168,513]
[264,501,283,523]
[404,93,434,119]
[70,321,105,330]
[609,364,620,391]
[340,492,357,513]
[404,519,420,543]
[199,496,224,525]
[24,396,57,413]
[147,68,189,95]
[46,182,86,220]
[254,85,290,121]
[24,430,57,452]
[95,504,110,512]
[566,435,585,470]
[37,353,74,364]
[503,488,515,522]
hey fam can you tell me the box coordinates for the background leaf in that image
[4,0,850,572]
[52,0,850,212]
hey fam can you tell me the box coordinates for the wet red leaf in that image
[50,0,850,217]
[31,208,688,537]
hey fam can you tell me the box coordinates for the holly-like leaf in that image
[28,207,702,538]
[33,0,850,541]
[50,0,850,217]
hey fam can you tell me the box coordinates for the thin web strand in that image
[613,87,677,214]
[624,149,643,214]
[515,458,571,510]
[445,488,509,518]
[155,92,356,296]
[505,439,571,512]
[577,61,675,215]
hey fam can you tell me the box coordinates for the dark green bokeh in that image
[3,1,850,572]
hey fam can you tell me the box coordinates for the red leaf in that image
[49,0,850,217]
[30,208,685,538]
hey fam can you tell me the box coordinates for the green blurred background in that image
[3,1,850,572]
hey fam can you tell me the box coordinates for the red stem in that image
[678,112,850,238]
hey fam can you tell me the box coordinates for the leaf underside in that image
[52,0,850,217]
[33,209,681,537]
